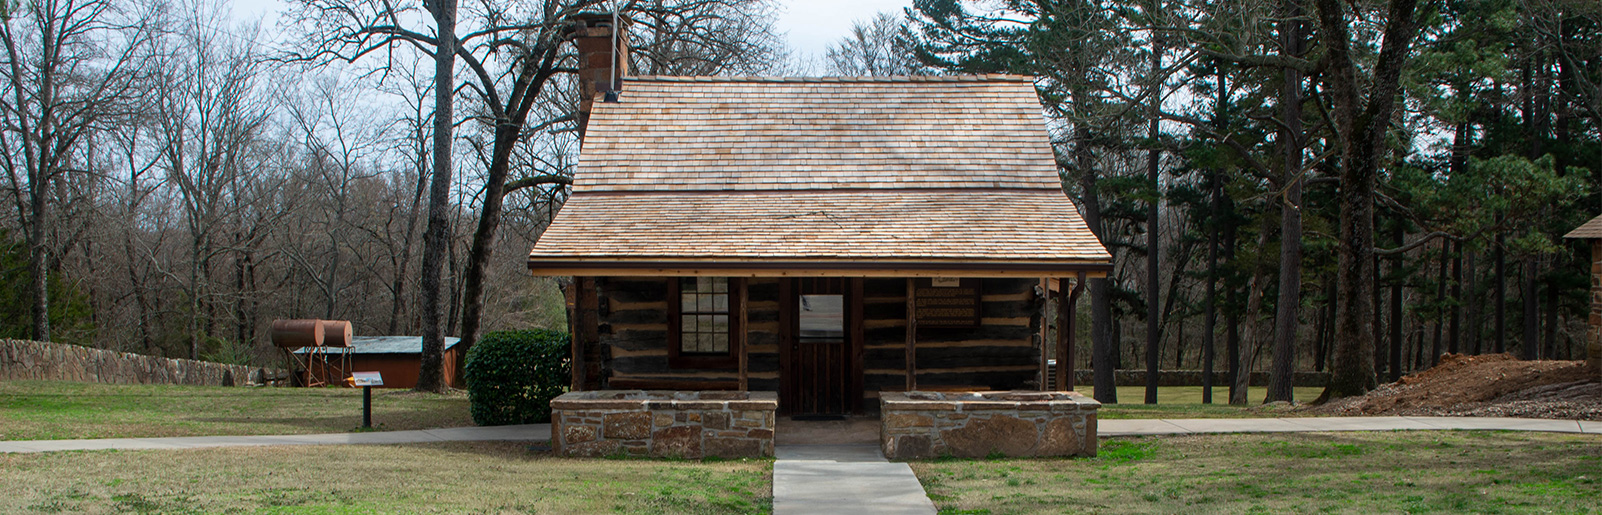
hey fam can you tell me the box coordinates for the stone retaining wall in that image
[551,390,777,458]
[0,339,279,386]
[881,390,1099,460]
[1051,368,1330,388]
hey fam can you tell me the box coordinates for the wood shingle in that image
[529,75,1111,276]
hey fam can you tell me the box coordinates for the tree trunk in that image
[1431,242,1446,366]
[1389,226,1403,381]
[1521,258,1538,360]
[1373,254,1386,376]
[1143,21,1163,405]
[29,181,50,342]
[416,0,458,393]
[1225,216,1241,402]
[1467,250,1482,354]
[456,52,564,359]
[1233,228,1272,405]
[1091,279,1116,403]
[1072,118,1117,405]
[1449,241,1462,355]
[1318,0,1423,401]
[1202,173,1220,404]
[389,123,429,335]
[1266,0,1306,403]
[1495,231,1507,354]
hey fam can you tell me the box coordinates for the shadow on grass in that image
[186,401,472,432]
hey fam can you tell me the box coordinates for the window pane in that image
[712,315,728,334]
[711,293,728,312]
[681,293,697,311]
[680,314,696,351]
[698,333,712,353]
[680,277,696,293]
[712,333,728,353]
[799,294,845,342]
[711,277,727,293]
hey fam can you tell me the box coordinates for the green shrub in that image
[464,329,571,426]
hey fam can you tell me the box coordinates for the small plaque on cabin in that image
[350,371,384,387]
[914,278,981,328]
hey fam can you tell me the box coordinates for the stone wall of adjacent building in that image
[0,339,279,386]
[880,390,1098,460]
[551,390,777,458]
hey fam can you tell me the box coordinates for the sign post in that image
[349,371,384,428]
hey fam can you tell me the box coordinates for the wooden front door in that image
[781,278,862,417]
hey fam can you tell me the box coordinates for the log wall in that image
[592,277,782,391]
[577,277,1047,400]
[862,278,1045,394]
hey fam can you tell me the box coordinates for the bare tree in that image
[824,12,922,76]
[0,0,157,342]
[154,2,273,358]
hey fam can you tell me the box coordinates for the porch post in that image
[568,277,587,391]
[905,278,918,392]
[1040,278,1051,391]
[1057,272,1087,392]
[738,278,749,391]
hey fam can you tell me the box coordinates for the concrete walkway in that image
[1099,416,1601,437]
[3,416,1596,455]
[0,424,550,454]
[773,444,937,515]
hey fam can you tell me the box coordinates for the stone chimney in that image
[570,12,629,141]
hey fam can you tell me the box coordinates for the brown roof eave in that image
[526,259,1112,279]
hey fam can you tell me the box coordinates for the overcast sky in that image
[233,0,915,62]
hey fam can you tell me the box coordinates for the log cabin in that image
[528,14,1112,417]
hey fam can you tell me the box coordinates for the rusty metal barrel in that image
[321,320,353,348]
[271,319,325,349]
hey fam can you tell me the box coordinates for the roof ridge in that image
[625,74,1035,83]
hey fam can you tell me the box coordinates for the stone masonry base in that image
[881,391,1100,460]
[551,390,777,459]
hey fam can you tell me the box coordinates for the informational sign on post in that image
[349,371,383,428]
[351,371,384,387]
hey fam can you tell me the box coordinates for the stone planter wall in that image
[881,390,1099,460]
[551,390,777,458]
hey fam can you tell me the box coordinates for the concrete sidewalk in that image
[3,416,1596,455]
[773,444,937,515]
[0,424,551,454]
[1099,416,1599,437]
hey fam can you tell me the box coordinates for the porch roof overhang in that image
[527,257,1112,278]
[528,189,1112,278]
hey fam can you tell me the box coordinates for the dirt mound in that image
[1312,353,1602,420]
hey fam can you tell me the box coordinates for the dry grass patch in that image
[1,441,771,514]
[913,431,1602,514]
[0,381,471,441]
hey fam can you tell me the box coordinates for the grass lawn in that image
[0,381,471,441]
[0,441,771,514]
[1076,386,1325,419]
[913,431,1602,514]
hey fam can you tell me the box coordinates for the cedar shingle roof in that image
[529,75,1111,276]
[532,190,1105,261]
[1565,214,1602,239]
[577,75,1059,192]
